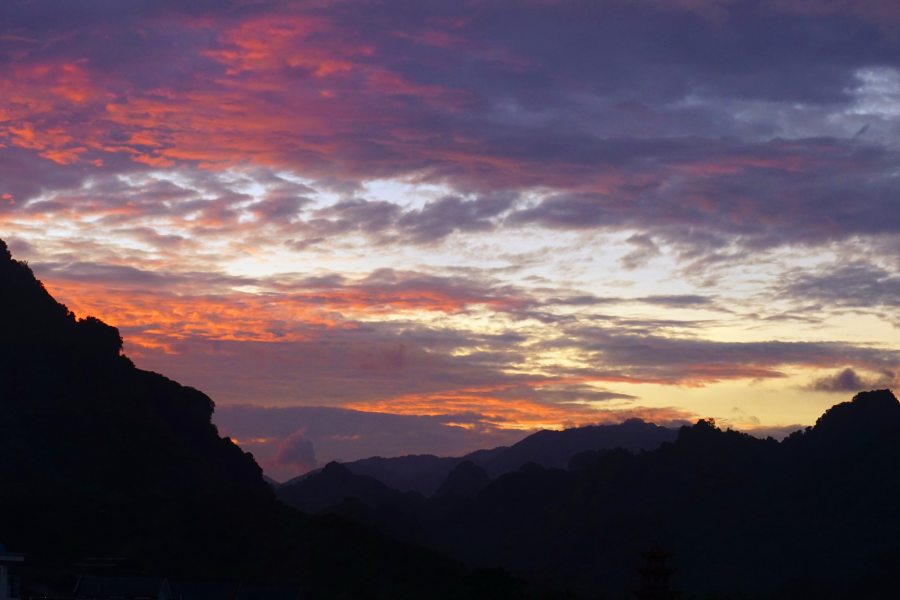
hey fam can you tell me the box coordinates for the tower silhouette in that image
[632,544,679,600]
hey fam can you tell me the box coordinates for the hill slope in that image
[0,239,526,600]
[277,461,412,513]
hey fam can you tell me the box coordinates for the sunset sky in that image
[4,0,900,480]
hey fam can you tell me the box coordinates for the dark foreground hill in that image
[278,389,900,599]
[0,240,528,600]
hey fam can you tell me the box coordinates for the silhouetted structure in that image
[632,544,679,600]
[0,543,24,600]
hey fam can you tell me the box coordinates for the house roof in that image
[74,576,169,599]
[242,587,302,600]
[169,582,242,600]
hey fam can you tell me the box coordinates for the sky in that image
[3,0,900,480]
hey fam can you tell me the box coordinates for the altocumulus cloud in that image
[4,0,900,451]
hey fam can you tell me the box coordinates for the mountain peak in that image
[433,461,491,499]
[322,461,353,477]
[808,389,900,448]
[0,239,126,360]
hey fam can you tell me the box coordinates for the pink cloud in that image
[270,430,319,476]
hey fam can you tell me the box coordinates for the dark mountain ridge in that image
[477,418,678,477]
[433,461,491,499]
[276,461,416,514]
[0,239,528,600]
[277,388,900,599]
[284,418,677,495]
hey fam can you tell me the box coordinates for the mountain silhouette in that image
[801,388,900,451]
[476,418,678,477]
[276,461,411,513]
[566,448,610,471]
[0,239,528,600]
[433,461,491,499]
[277,388,900,598]
[285,418,677,495]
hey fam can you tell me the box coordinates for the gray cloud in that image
[806,367,895,393]
[307,199,401,237]
[620,234,661,270]
[32,261,257,291]
[396,194,516,243]
[782,262,900,309]
[540,327,900,385]
[638,295,715,308]
[741,424,807,440]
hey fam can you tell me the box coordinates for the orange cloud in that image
[350,393,693,431]
[38,270,530,351]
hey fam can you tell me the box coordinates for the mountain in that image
[0,239,528,600]
[566,449,609,471]
[277,388,900,598]
[277,461,413,513]
[432,392,900,597]
[476,418,677,477]
[433,461,491,499]
[287,419,676,495]
[283,447,508,495]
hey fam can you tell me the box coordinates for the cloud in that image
[24,254,900,408]
[2,0,899,228]
[806,367,895,393]
[638,295,715,308]
[396,194,516,244]
[620,234,661,270]
[5,0,900,443]
[543,294,717,310]
[270,431,318,476]
[740,424,807,440]
[781,262,900,310]
[540,328,900,385]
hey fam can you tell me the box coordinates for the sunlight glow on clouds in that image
[3,0,900,472]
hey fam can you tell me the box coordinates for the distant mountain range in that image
[275,391,900,599]
[280,418,677,495]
